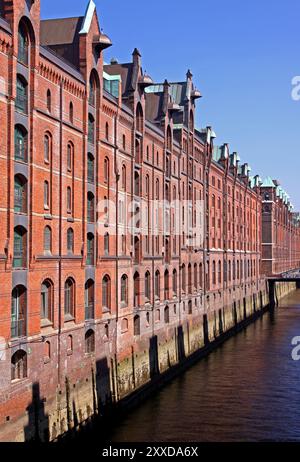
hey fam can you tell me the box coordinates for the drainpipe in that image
[57,80,63,390]
[113,113,119,401]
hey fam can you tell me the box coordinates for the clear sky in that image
[41,0,300,209]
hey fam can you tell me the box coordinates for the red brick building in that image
[0,0,299,442]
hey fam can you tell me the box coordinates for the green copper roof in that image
[261,176,276,188]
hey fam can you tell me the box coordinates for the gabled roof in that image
[79,0,96,35]
[261,176,276,188]
[40,17,83,46]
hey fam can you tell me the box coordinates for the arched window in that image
[44,180,49,209]
[146,312,150,326]
[218,260,222,284]
[14,174,27,213]
[64,278,75,318]
[86,232,94,265]
[212,261,216,285]
[135,138,141,163]
[87,153,94,184]
[188,264,192,294]
[181,264,186,293]
[85,279,95,320]
[104,157,109,183]
[134,272,140,307]
[194,264,198,290]
[85,329,95,354]
[67,143,73,172]
[89,75,96,106]
[155,179,160,200]
[15,125,28,162]
[155,270,160,300]
[134,315,140,336]
[47,89,51,112]
[88,114,95,144]
[41,280,53,322]
[69,102,73,123]
[67,228,74,254]
[13,226,27,268]
[122,164,126,190]
[164,270,169,300]
[63,175,73,216]
[44,341,51,360]
[11,285,26,338]
[18,23,29,65]
[44,133,51,162]
[172,269,177,296]
[121,274,128,306]
[166,126,172,151]
[145,175,149,197]
[155,309,160,322]
[122,134,126,150]
[16,75,28,114]
[164,306,170,324]
[87,192,95,222]
[134,171,140,196]
[121,318,128,333]
[136,103,143,133]
[11,350,27,381]
[104,232,109,255]
[102,275,111,312]
[199,263,203,288]
[44,226,52,253]
[145,271,151,301]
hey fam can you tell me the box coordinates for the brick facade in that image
[0,0,299,442]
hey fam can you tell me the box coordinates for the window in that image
[44,181,49,209]
[87,192,94,222]
[122,164,126,190]
[122,134,126,150]
[64,278,75,318]
[11,350,27,381]
[13,226,27,268]
[104,232,109,255]
[133,272,140,307]
[87,153,94,183]
[16,75,28,114]
[44,134,51,163]
[14,175,27,213]
[18,23,28,65]
[212,261,216,285]
[89,76,96,106]
[85,329,95,354]
[104,157,109,183]
[145,271,151,301]
[172,269,177,296]
[67,228,74,254]
[67,143,73,171]
[164,270,169,300]
[85,280,95,320]
[121,275,128,306]
[155,270,160,300]
[86,233,94,265]
[44,226,52,253]
[11,285,26,338]
[69,102,73,124]
[105,122,109,141]
[194,264,198,290]
[67,187,72,214]
[47,89,51,112]
[41,280,53,322]
[15,125,28,162]
[88,114,95,144]
[218,261,222,284]
[102,275,111,312]
[134,315,140,336]
[136,103,143,132]
[134,171,140,196]
[181,264,186,293]
[164,306,170,324]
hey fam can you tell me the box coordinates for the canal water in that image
[106,290,300,442]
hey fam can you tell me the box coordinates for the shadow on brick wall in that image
[23,382,49,442]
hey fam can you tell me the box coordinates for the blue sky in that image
[41,0,300,209]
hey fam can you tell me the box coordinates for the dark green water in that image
[106,291,300,442]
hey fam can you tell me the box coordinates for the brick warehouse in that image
[0,0,300,442]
